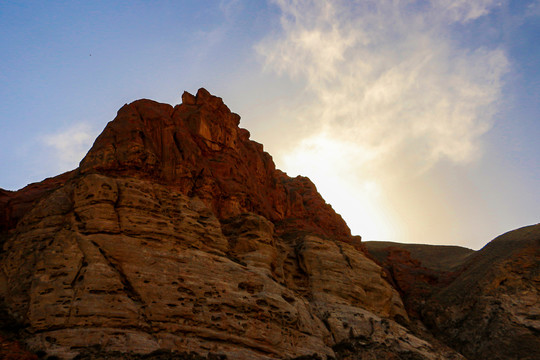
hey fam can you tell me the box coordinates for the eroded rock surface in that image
[0,171,73,240]
[0,89,461,360]
[0,89,536,360]
[79,89,350,242]
[1,172,455,359]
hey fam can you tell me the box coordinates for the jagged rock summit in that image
[78,88,351,241]
[0,89,538,360]
[0,89,421,359]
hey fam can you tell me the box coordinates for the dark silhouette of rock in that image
[364,242,474,272]
[365,226,540,360]
[0,334,38,360]
[0,171,73,236]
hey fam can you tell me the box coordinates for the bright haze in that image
[1,1,538,250]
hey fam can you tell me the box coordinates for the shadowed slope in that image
[364,241,474,272]
[423,224,540,360]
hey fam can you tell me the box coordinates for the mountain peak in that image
[1,89,537,360]
[77,88,351,241]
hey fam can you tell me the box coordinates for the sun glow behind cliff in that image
[257,0,509,244]
[280,133,398,240]
[1,0,537,249]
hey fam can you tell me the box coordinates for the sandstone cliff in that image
[0,89,537,360]
[0,89,460,359]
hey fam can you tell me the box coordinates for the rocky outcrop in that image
[364,242,474,272]
[0,171,457,359]
[363,243,472,318]
[78,89,350,242]
[0,89,466,359]
[1,89,537,359]
[365,231,540,360]
[0,171,73,238]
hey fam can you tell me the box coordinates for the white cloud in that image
[42,123,95,172]
[430,0,503,23]
[256,0,510,241]
[258,0,509,174]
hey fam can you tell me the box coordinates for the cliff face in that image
[0,89,454,360]
[364,242,474,318]
[0,89,537,360]
[78,89,351,242]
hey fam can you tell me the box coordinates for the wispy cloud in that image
[42,123,95,172]
[256,0,509,241]
[526,0,540,17]
[430,0,502,23]
[258,0,508,173]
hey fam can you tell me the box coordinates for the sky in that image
[1,0,538,250]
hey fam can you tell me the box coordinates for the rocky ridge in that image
[365,226,540,360]
[423,224,540,360]
[0,89,538,359]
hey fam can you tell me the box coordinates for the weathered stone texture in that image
[1,172,424,359]
[2,89,536,360]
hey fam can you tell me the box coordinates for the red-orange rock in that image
[0,171,73,235]
[79,88,351,242]
[4,88,535,360]
[2,89,453,360]
[0,89,467,360]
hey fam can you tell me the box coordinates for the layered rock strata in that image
[78,89,350,241]
[1,89,538,359]
[0,89,462,359]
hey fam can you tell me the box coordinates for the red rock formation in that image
[0,171,73,235]
[79,88,351,242]
[1,88,537,360]
[366,226,540,360]
[364,246,462,318]
[0,335,38,360]
[3,89,460,360]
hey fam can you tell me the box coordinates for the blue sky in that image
[1,0,538,249]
